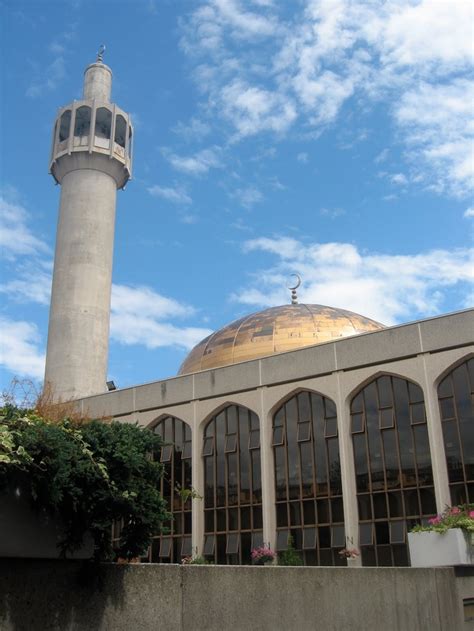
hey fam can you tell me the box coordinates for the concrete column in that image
[44,169,116,400]
[259,387,276,550]
[191,403,205,556]
[335,372,362,566]
[419,354,451,511]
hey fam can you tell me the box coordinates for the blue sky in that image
[1,0,473,393]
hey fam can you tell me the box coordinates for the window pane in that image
[331,525,345,548]
[297,421,311,442]
[181,536,192,557]
[360,523,373,546]
[325,417,338,437]
[273,426,284,445]
[277,530,290,551]
[251,531,264,549]
[225,434,237,453]
[160,538,172,558]
[410,403,426,425]
[352,413,364,433]
[379,408,394,429]
[203,436,214,456]
[303,527,316,549]
[389,521,405,544]
[226,533,239,554]
[377,376,393,408]
[203,535,215,556]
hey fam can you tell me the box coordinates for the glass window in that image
[114,114,127,147]
[74,106,91,137]
[273,391,344,566]
[331,525,345,548]
[352,375,433,567]
[203,405,261,565]
[95,107,112,140]
[59,110,71,142]
[149,417,192,563]
[438,359,474,504]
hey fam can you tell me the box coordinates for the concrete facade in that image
[0,560,469,631]
[74,309,474,562]
[44,58,132,400]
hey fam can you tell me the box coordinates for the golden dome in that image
[178,304,384,375]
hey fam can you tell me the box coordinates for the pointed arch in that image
[350,373,435,567]
[268,385,336,419]
[272,389,345,566]
[435,353,474,388]
[436,356,474,505]
[148,414,192,564]
[345,370,424,407]
[202,403,262,565]
[199,400,259,430]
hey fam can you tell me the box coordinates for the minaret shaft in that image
[44,54,132,400]
[45,170,116,399]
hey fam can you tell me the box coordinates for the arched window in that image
[203,405,262,564]
[438,358,474,505]
[58,110,71,143]
[95,107,112,147]
[114,114,127,148]
[150,416,192,563]
[351,375,435,567]
[273,391,345,566]
[74,106,91,138]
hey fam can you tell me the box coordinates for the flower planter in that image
[408,529,474,567]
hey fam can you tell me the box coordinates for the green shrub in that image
[0,405,170,561]
[278,536,303,566]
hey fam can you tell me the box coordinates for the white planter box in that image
[408,529,474,567]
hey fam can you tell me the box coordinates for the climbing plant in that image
[0,405,170,561]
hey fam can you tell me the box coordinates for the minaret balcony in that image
[49,100,133,189]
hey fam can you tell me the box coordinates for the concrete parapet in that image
[0,561,465,631]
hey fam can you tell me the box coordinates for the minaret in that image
[45,48,132,400]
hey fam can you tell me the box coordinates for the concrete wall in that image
[0,561,467,631]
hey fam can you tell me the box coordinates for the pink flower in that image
[469,511,474,519]
[449,507,461,515]
[428,516,441,525]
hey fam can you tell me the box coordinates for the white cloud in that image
[181,0,474,198]
[148,185,192,205]
[164,146,222,175]
[297,152,308,163]
[232,186,264,209]
[320,207,345,219]
[26,56,66,98]
[0,264,52,305]
[110,284,212,350]
[220,79,297,139]
[390,173,408,186]
[0,195,51,258]
[236,236,474,324]
[464,207,474,219]
[0,317,45,380]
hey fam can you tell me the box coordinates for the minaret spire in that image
[45,56,133,400]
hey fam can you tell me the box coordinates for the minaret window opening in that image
[203,405,263,565]
[272,391,346,566]
[58,110,71,143]
[114,114,127,155]
[351,375,436,567]
[128,126,133,158]
[95,107,112,148]
[438,358,474,505]
[74,106,91,147]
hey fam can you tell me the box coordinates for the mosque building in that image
[45,53,474,567]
